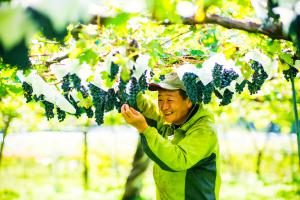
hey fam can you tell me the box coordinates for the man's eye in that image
[158,100,163,102]
[167,99,173,102]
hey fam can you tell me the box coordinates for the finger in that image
[121,104,126,113]
[121,104,129,111]
[129,107,139,115]
[125,108,133,118]
[124,104,130,111]
[121,105,132,120]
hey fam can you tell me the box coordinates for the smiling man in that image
[121,72,220,200]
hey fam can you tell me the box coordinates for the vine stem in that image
[160,30,192,46]
[291,76,300,168]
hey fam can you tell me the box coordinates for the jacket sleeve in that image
[136,92,164,125]
[140,124,217,172]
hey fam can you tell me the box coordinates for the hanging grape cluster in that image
[115,77,129,112]
[41,98,55,120]
[182,73,199,104]
[235,80,247,94]
[247,61,268,94]
[109,62,119,80]
[283,66,298,81]
[22,82,33,102]
[62,73,89,98]
[138,71,148,93]
[105,88,117,112]
[57,107,66,122]
[61,73,93,119]
[21,58,270,124]
[212,64,239,89]
[128,77,140,110]
[88,83,106,125]
[181,61,268,106]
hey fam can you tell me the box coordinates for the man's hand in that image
[121,104,148,133]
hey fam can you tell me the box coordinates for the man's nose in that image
[161,102,169,111]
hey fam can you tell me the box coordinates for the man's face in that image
[158,89,192,125]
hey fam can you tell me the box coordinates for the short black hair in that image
[178,89,188,100]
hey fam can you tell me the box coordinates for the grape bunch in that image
[84,107,94,118]
[220,89,234,106]
[115,78,129,112]
[109,62,119,80]
[22,82,33,102]
[203,82,215,104]
[182,72,199,104]
[283,66,298,81]
[212,64,239,89]
[196,80,205,102]
[247,61,268,94]
[41,100,55,120]
[69,74,81,91]
[88,83,107,125]
[128,77,140,110]
[221,69,239,88]
[138,71,148,93]
[61,74,71,92]
[62,73,89,98]
[57,107,66,122]
[212,64,223,88]
[105,88,117,112]
[235,80,247,94]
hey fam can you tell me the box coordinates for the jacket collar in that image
[176,103,214,132]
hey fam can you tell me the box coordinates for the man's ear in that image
[187,99,193,109]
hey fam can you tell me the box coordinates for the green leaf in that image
[190,50,204,57]
[78,49,98,66]
[7,84,22,94]
[147,0,182,23]
[279,52,294,66]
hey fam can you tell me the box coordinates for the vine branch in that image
[162,14,289,41]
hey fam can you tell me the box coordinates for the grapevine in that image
[68,95,83,118]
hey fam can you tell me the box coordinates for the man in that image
[121,72,220,200]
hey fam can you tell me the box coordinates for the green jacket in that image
[136,92,220,200]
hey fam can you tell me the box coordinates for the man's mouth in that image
[164,112,173,116]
